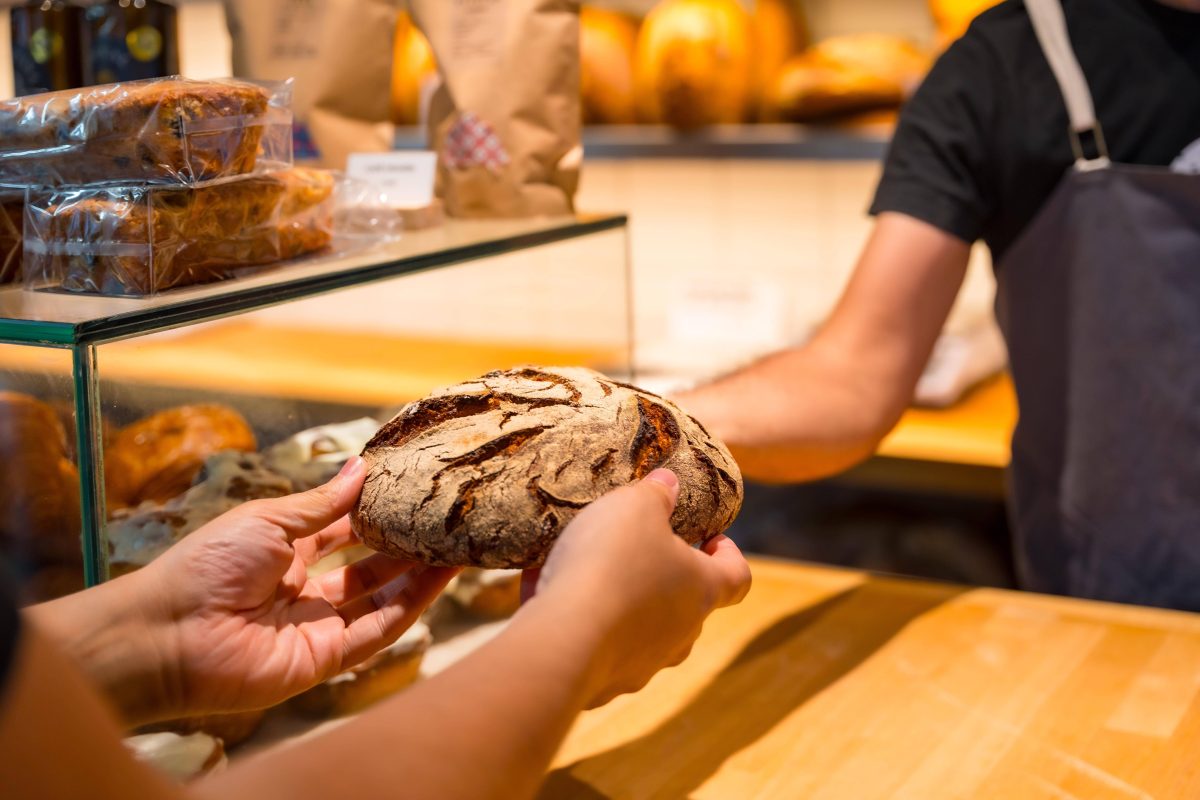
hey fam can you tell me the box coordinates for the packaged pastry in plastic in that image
[0,197,22,284]
[0,77,293,188]
[24,166,336,296]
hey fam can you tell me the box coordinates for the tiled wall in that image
[577,158,997,379]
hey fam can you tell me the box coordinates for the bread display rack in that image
[0,213,631,602]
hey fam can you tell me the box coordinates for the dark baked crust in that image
[29,167,334,295]
[104,404,258,512]
[0,79,271,186]
[352,367,744,568]
[0,200,21,284]
[0,392,82,567]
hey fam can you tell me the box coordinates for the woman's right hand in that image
[523,469,752,707]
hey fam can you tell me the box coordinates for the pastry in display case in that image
[446,569,524,619]
[290,621,433,718]
[0,212,631,601]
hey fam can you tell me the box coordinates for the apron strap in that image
[1025,0,1110,169]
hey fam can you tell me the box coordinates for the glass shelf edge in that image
[0,214,628,347]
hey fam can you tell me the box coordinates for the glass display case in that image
[0,214,631,603]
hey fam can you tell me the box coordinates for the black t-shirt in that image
[871,0,1200,261]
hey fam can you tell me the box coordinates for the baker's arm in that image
[677,212,971,483]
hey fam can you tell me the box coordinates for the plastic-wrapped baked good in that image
[0,198,22,284]
[0,77,292,188]
[25,166,336,296]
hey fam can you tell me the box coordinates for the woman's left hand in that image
[32,457,456,724]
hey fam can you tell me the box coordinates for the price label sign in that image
[346,151,437,208]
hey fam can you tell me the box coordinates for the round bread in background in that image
[104,404,257,513]
[352,366,743,569]
[0,391,82,568]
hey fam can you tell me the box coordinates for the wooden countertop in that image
[541,557,1200,799]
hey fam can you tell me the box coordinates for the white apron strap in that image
[1025,0,1110,168]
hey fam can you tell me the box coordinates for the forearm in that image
[26,572,178,727]
[678,340,906,483]
[198,593,605,800]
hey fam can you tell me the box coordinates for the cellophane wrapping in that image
[0,77,294,189]
[24,167,335,297]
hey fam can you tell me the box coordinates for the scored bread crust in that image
[351,366,744,569]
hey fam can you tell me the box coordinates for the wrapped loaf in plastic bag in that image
[411,0,581,217]
[0,198,22,284]
[224,0,398,170]
[24,167,335,297]
[0,77,293,189]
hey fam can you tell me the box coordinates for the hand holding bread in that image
[524,468,751,708]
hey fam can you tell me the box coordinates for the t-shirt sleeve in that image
[0,562,20,704]
[869,31,1002,244]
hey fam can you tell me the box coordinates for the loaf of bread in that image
[0,391,82,569]
[0,78,278,187]
[771,34,931,122]
[352,366,743,569]
[107,451,293,575]
[25,166,335,296]
[0,199,21,285]
[105,404,258,513]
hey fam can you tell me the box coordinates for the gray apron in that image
[995,0,1200,608]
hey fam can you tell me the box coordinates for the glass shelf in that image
[0,213,627,346]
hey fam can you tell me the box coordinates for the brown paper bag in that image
[411,0,581,218]
[224,0,399,169]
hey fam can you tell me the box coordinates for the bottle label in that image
[29,28,64,65]
[126,25,163,62]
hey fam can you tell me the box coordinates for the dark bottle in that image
[11,1,85,96]
[81,0,179,86]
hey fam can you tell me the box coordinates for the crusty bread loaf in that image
[104,404,258,513]
[771,34,930,122]
[352,367,743,569]
[0,391,82,568]
[0,78,272,186]
[27,166,334,296]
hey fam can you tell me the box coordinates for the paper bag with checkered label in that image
[412,0,581,218]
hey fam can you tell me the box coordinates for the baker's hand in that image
[106,457,455,723]
[522,469,751,707]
